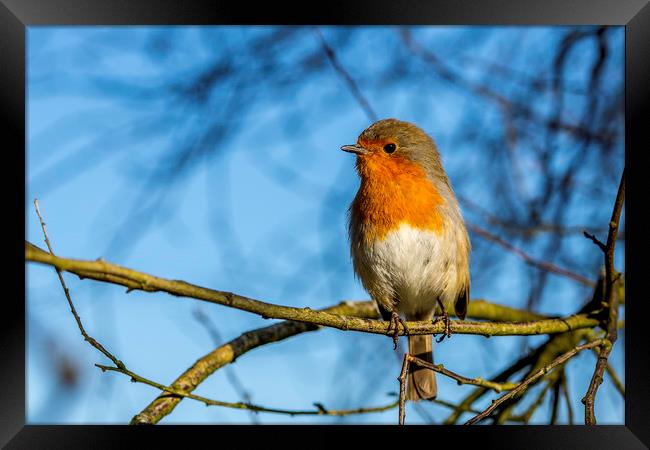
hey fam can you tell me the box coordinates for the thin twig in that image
[465,339,603,425]
[582,169,625,424]
[28,197,613,425]
[586,345,625,398]
[432,398,482,415]
[459,193,605,238]
[510,379,555,424]
[468,223,595,287]
[582,230,607,252]
[192,307,259,423]
[397,353,521,425]
[406,355,518,393]
[98,363,398,417]
[443,349,538,425]
[397,353,410,425]
[132,297,552,425]
[33,199,126,371]
[399,28,612,146]
[33,199,400,421]
[493,328,597,425]
[314,27,378,123]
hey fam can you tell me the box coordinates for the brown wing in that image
[454,282,469,320]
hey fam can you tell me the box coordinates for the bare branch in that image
[582,230,607,252]
[132,297,548,424]
[192,307,259,423]
[314,27,378,122]
[398,353,410,425]
[33,200,126,371]
[407,355,518,393]
[469,223,595,287]
[33,199,400,422]
[444,326,593,425]
[25,242,600,338]
[510,379,555,424]
[132,300,377,424]
[465,339,604,425]
[582,169,625,424]
[98,363,398,418]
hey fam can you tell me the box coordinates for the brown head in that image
[341,118,450,186]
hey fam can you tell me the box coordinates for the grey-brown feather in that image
[407,334,437,400]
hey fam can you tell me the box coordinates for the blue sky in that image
[26,26,624,424]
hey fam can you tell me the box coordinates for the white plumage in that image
[350,220,468,321]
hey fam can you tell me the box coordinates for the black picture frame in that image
[5,0,648,448]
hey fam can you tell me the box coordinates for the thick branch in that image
[33,201,402,422]
[131,300,377,424]
[132,298,545,424]
[25,242,599,338]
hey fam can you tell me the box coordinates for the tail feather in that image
[406,334,437,401]
[454,283,469,320]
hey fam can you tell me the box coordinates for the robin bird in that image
[341,118,471,401]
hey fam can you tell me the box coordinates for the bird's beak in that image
[340,144,369,155]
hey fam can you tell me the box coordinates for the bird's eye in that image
[383,143,396,154]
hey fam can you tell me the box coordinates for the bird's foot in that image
[433,310,452,343]
[387,311,407,350]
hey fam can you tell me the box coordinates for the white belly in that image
[351,223,464,318]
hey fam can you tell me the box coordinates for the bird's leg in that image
[387,311,408,350]
[434,299,452,343]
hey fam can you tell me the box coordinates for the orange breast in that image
[352,151,445,243]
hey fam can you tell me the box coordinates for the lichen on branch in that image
[25,241,599,339]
